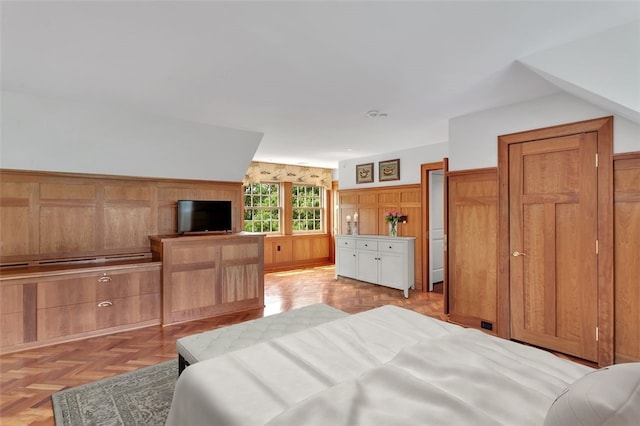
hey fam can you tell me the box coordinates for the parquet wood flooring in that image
[0,266,444,426]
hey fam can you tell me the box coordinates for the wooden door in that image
[509,133,598,361]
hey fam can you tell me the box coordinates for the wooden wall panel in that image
[311,236,329,259]
[448,169,498,332]
[0,181,36,257]
[614,153,640,363]
[0,169,243,265]
[292,239,311,261]
[104,206,152,249]
[39,206,97,254]
[263,234,331,271]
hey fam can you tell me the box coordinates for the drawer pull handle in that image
[97,301,113,307]
[98,275,111,283]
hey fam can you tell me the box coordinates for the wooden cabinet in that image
[36,267,160,340]
[0,261,161,354]
[335,235,415,298]
[150,233,264,325]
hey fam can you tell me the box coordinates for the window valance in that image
[243,161,333,189]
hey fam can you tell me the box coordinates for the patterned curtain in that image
[243,161,333,189]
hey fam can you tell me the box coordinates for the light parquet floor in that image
[0,265,444,426]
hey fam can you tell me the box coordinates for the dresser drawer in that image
[96,269,160,299]
[37,302,96,339]
[37,277,97,309]
[96,293,161,329]
[336,238,356,249]
[356,240,378,251]
[378,240,408,254]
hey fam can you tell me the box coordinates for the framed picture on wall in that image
[355,163,374,184]
[379,159,400,181]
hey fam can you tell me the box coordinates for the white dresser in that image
[335,235,415,298]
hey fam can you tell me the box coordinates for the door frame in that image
[497,116,614,366]
[420,160,446,297]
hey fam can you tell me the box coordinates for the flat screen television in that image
[177,200,232,234]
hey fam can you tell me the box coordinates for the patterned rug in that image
[51,359,178,426]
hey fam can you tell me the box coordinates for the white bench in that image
[176,303,349,374]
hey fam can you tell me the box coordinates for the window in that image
[243,183,280,233]
[292,185,323,232]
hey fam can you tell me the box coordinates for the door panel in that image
[509,132,598,361]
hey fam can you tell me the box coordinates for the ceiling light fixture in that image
[365,110,387,118]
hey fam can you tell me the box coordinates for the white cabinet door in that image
[356,250,378,284]
[336,246,356,278]
[378,252,405,291]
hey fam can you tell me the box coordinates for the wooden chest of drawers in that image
[0,261,161,354]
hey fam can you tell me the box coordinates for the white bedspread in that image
[166,305,592,426]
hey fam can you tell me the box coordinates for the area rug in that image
[51,359,178,426]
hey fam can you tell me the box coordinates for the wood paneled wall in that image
[447,155,640,363]
[264,234,331,272]
[0,169,243,265]
[614,152,640,363]
[338,185,423,290]
[447,168,498,333]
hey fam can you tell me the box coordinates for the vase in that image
[389,221,398,237]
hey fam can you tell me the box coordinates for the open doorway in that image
[420,161,446,294]
[428,170,444,292]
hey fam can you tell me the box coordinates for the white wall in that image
[449,92,640,171]
[0,91,264,182]
[337,142,448,190]
[519,20,640,122]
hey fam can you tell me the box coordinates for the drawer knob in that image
[98,274,111,283]
[97,301,113,307]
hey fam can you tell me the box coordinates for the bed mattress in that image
[166,305,593,425]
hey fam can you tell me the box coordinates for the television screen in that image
[177,200,232,234]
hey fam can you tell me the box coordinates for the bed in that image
[166,305,640,426]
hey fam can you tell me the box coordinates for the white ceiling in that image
[2,1,639,169]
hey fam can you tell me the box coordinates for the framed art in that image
[379,159,400,181]
[355,162,374,184]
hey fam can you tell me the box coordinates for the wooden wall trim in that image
[338,183,420,194]
[446,167,497,177]
[613,151,640,161]
[0,168,243,187]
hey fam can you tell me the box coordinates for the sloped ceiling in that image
[519,20,640,124]
[2,1,639,169]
